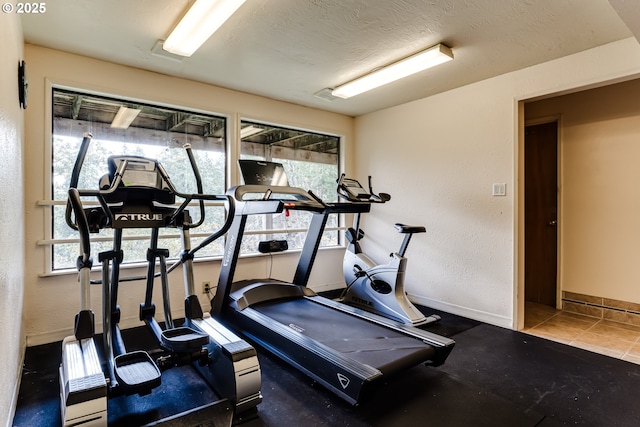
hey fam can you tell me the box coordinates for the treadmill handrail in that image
[230,184,326,213]
[322,201,371,214]
[230,184,370,215]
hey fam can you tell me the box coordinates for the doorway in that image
[524,121,558,307]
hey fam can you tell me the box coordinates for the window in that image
[48,89,342,272]
[51,88,227,270]
[239,120,341,253]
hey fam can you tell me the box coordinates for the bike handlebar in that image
[337,173,390,203]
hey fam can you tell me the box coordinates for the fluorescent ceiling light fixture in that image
[331,43,454,99]
[111,106,141,129]
[240,125,263,138]
[163,0,247,57]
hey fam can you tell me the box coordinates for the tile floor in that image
[523,301,640,365]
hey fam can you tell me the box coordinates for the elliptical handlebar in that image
[183,143,205,229]
[65,132,94,232]
[67,187,91,265]
[64,133,235,268]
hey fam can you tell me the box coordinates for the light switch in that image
[492,183,506,196]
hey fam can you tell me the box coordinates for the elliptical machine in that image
[337,174,440,326]
[59,133,261,426]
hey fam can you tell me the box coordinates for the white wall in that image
[0,12,25,427]
[354,37,640,328]
[527,79,640,304]
[23,45,353,345]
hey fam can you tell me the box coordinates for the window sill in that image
[38,245,346,278]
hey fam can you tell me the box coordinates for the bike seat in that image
[394,223,426,234]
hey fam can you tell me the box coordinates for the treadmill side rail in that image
[309,294,455,366]
[60,336,107,427]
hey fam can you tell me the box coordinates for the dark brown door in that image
[525,121,558,306]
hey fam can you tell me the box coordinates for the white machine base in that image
[59,336,107,427]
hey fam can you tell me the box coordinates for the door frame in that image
[516,113,562,329]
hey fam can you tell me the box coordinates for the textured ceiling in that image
[20,0,637,116]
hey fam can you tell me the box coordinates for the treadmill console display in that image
[239,160,289,186]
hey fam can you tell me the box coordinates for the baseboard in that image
[308,281,344,293]
[6,336,27,427]
[409,294,513,329]
[27,326,73,346]
[562,291,640,327]
[26,309,189,346]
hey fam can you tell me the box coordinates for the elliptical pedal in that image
[113,351,161,395]
[161,327,210,353]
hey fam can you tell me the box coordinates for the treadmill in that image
[210,161,455,404]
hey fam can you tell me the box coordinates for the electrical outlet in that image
[202,281,211,294]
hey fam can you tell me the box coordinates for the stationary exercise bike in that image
[59,133,261,426]
[337,174,440,326]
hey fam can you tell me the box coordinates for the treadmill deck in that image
[255,297,435,375]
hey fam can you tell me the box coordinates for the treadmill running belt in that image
[251,297,435,375]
